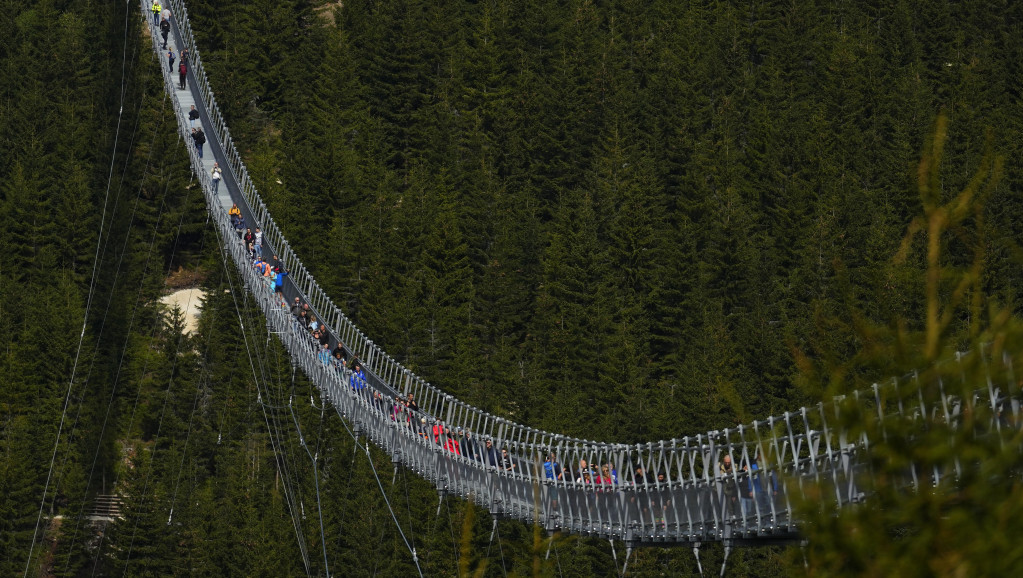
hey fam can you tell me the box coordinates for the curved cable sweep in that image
[145,0,1022,554]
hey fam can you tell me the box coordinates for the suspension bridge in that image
[142,2,1019,574]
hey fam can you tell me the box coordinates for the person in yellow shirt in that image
[152,1,162,26]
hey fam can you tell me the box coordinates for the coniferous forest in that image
[3,0,1023,576]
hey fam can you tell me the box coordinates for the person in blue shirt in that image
[349,362,366,391]
[274,266,287,301]
[745,458,778,518]
[317,342,331,366]
[543,452,563,480]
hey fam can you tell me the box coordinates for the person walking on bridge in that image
[213,163,223,194]
[318,342,331,366]
[159,17,170,49]
[195,127,206,159]
[151,1,162,26]
[178,61,187,90]
[544,452,563,481]
[719,455,741,519]
[745,457,777,520]
[167,47,175,73]
[350,363,367,391]
[273,264,287,300]
[189,105,199,128]
[254,257,271,281]
[191,126,206,159]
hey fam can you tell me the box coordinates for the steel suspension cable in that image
[286,363,332,577]
[237,289,309,528]
[330,408,424,578]
[120,196,213,575]
[333,436,358,553]
[210,211,313,574]
[495,519,509,578]
[445,499,460,575]
[240,287,311,570]
[89,171,179,577]
[59,83,167,571]
[165,210,219,524]
[24,1,135,571]
[226,262,313,575]
[400,464,418,563]
[215,339,245,443]
[57,30,165,538]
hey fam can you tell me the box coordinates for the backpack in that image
[179,63,186,74]
[544,461,560,479]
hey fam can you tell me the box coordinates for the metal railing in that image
[143,0,1021,547]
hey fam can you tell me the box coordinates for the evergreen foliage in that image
[795,113,1023,576]
[186,0,1023,439]
[2,0,1022,576]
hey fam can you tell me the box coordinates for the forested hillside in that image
[2,0,202,574]
[3,0,1022,576]
[185,0,1023,438]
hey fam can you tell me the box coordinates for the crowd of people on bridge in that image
[219,161,781,522]
[152,7,199,156]
[227,200,782,515]
[719,454,779,519]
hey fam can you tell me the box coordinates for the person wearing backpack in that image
[178,61,187,90]
[191,127,206,159]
